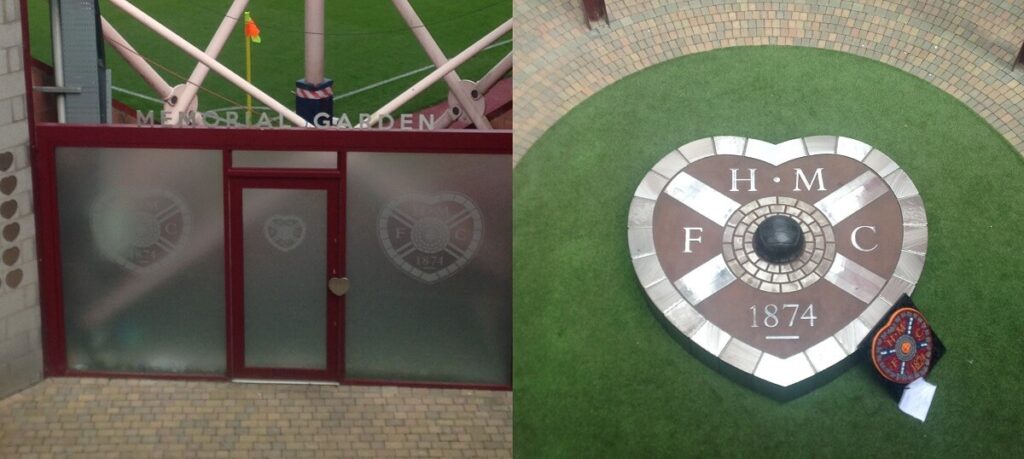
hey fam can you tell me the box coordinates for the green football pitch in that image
[514,46,1024,457]
[27,0,510,120]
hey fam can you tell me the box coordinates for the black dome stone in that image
[753,215,805,264]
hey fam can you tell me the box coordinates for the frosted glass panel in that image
[243,188,327,369]
[346,152,511,385]
[233,150,337,169]
[56,147,225,374]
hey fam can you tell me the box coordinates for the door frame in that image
[33,123,512,390]
[226,174,342,381]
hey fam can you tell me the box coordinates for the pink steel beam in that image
[305,0,325,84]
[391,0,492,129]
[477,52,512,94]
[431,109,456,129]
[168,0,250,118]
[107,0,308,126]
[99,16,174,100]
[365,19,512,127]
[430,50,510,129]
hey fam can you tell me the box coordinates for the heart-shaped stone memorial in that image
[628,136,928,389]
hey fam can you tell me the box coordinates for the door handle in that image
[328,277,350,296]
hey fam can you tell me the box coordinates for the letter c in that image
[851,226,878,252]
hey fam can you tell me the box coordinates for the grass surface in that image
[27,0,510,119]
[514,46,1024,457]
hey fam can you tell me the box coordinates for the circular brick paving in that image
[722,196,836,293]
[514,0,1024,164]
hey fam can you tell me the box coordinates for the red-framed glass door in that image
[227,176,341,381]
[34,124,510,390]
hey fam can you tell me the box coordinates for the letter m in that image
[794,168,825,191]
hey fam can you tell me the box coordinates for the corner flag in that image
[244,12,261,43]
[243,11,261,124]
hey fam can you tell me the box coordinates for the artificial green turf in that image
[27,0,510,119]
[514,46,1024,457]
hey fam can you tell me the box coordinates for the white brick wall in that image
[0,0,42,399]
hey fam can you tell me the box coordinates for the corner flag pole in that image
[245,32,252,124]
[243,11,262,124]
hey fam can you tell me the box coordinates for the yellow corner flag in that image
[243,11,261,124]
[244,12,261,43]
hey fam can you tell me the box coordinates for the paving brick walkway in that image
[514,0,1024,164]
[0,378,511,458]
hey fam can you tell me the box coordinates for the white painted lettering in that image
[419,114,436,130]
[730,168,757,192]
[851,225,878,252]
[335,113,352,129]
[136,110,154,126]
[256,112,273,128]
[683,227,703,253]
[794,167,826,191]
[313,112,331,126]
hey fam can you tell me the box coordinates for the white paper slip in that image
[898,378,937,422]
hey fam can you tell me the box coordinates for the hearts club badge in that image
[91,189,192,273]
[871,307,934,385]
[378,192,483,284]
[628,136,928,389]
[264,215,307,252]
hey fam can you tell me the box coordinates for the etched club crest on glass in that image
[263,215,307,252]
[378,192,483,284]
[91,189,193,273]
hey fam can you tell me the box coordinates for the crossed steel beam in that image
[391,0,491,129]
[102,0,251,125]
[362,19,512,129]
[105,0,305,125]
[99,0,512,129]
